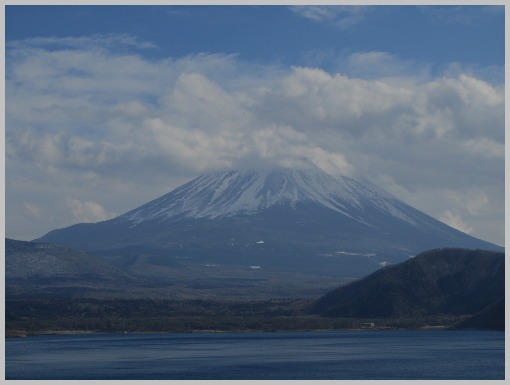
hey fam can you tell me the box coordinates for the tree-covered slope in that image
[311,248,504,320]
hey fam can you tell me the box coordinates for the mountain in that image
[5,238,136,298]
[34,166,502,281]
[310,248,504,322]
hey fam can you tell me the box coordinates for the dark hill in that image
[6,238,126,279]
[5,238,136,298]
[310,248,504,321]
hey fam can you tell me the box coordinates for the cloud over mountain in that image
[6,35,504,244]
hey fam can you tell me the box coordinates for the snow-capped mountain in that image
[35,166,503,279]
[121,167,416,227]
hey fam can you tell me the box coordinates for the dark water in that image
[5,330,504,380]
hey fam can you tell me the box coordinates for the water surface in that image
[5,330,504,380]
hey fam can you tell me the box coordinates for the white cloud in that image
[290,6,372,29]
[418,5,503,25]
[439,210,474,235]
[7,34,158,51]
[5,35,504,245]
[66,198,116,223]
[442,188,493,217]
[462,138,504,158]
[344,51,431,81]
[23,202,42,219]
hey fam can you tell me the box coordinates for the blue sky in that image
[6,6,504,76]
[4,4,506,246]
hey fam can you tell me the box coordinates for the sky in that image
[4,4,506,246]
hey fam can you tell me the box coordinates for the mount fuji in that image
[35,166,502,280]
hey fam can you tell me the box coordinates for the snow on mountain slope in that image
[120,166,416,227]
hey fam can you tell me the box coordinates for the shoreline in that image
[6,325,465,338]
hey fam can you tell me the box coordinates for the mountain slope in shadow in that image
[310,248,504,325]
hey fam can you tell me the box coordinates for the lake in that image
[5,329,504,380]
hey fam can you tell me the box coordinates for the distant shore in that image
[6,329,99,338]
[5,324,458,339]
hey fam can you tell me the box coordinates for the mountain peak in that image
[118,167,413,226]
